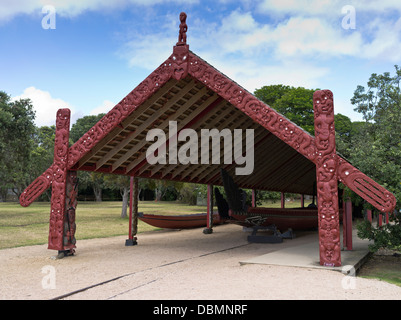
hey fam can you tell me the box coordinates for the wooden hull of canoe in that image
[230,207,319,231]
[138,212,221,229]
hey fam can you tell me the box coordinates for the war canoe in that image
[138,212,222,229]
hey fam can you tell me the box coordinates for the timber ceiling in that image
[72,76,316,195]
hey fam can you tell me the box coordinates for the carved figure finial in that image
[177,12,187,46]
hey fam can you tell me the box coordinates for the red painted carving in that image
[20,164,56,207]
[337,156,396,213]
[171,44,189,80]
[187,52,317,163]
[176,12,188,46]
[48,109,71,250]
[313,90,341,267]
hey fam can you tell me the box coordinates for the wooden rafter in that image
[94,80,197,169]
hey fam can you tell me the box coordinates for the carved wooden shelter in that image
[20,13,396,266]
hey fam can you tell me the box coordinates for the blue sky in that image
[1,0,401,127]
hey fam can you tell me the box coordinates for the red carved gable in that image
[20,47,396,213]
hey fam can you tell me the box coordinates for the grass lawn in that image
[0,199,297,250]
[358,254,401,287]
[0,200,213,249]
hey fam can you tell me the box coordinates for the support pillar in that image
[252,189,256,207]
[48,109,72,252]
[367,209,372,223]
[301,194,304,208]
[63,171,78,251]
[281,192,285,209]
[126,176,138,246]
[203,184,213,234]
[314,90,341,267]
[343,200,352,250]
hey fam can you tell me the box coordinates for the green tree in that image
[254,85,357,157]
[334,113,357,159]
[30,125,56,200]
[79,171,105,202]
[254,84,317,134]
[350,65,401,207]
[104,174,131,218]
[350,66,401,252]
[70,113,105,143]
[70,113,106,201]
[0,91,36,200]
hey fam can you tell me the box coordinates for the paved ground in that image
[1,224,400,300]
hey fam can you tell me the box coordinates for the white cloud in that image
[360,16,401,62]
[90,100,116,115]
[12,87,76,127]
[271,16,363,58]
[0,0,199,21]
[258,0,337,16]
[257,0,401,16]
[122,34,175,70]
[189,9,363,62]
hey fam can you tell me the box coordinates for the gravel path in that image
[1,224,400,300]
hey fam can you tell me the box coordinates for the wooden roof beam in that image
[94,79,197,169]
[159,102,235,179]
[202,128,271,186]
[75,79,178,168]
[190,118,260,182]
[127,94,224,176]
[166,104,239,179]
[137,93,224,177]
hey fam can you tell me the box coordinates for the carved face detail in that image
[56,109,70,129]
[171,46,188,80]
[314,92,334,117]
[180,12,187,23]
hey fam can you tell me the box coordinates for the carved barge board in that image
[20,164,56,207]
[337,156,396,213]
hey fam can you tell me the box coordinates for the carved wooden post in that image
[252,189,256,207]
[313,90,341,267]
[203,184,213,234]
[366,209,372,223]
[126,176,139,246]
[344,200,353,250]
[63,170,78,251]
[48,109,71,252]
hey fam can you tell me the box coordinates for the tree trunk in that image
[121,186,129,218]
[155,188,162,202]
[0,188,7,202]
[93,185,102,202]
